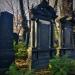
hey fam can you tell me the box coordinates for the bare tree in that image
[19,0,29,47]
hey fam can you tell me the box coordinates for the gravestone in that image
[30,0,56,69]
[0,12,14,74]
[60,16,74,58]
[13,33,19,45]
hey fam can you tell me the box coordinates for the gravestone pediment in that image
[31,0,57,21]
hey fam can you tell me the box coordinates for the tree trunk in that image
[19,0,29,47]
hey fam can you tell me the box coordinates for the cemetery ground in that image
[5,42,75,75]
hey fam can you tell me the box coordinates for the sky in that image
[12,0,41,19]
[73,0,75,10]
[0,0,74,18]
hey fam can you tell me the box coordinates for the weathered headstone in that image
[13,33,19,45]
[30,0,56,69]
[60,16,74,58]
[0,12,14,74]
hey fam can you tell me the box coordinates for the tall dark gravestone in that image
[60,16,74,58]
[0,12,14,74]
[30,0,56,69]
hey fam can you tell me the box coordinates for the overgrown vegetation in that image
[6,63,35,75]
[13,42,28,59]
[49,55,75,75]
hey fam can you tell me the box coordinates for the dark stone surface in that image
[60,17,73,55]
[31,0,56,69]
[32,48,55,69]
[0,12,14,73]
[13,33,19,45]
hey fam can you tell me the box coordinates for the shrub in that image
[6,63,35,75]
[13,42,28,59]
[49,55,75,75]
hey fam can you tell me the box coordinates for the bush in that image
[49,55,75,75]
[13,42,28,59]
[6,63,35,75]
